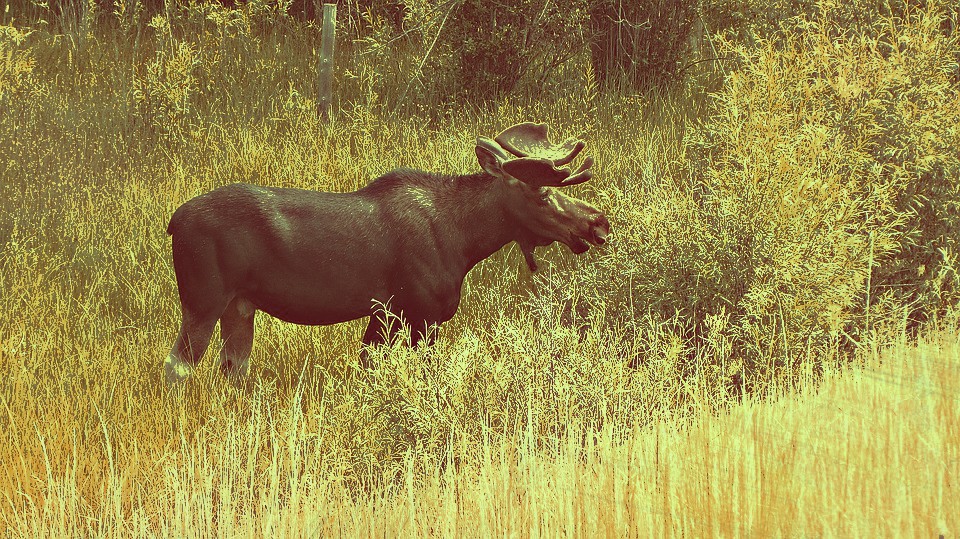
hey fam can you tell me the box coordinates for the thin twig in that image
[379,0,462,46]
[391,0,459,115]
[697,7,727,78]
[676,55,734,77]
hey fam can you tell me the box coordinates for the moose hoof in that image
[164,354,194,384]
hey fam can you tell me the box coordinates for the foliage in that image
[440,0,589,101]
[343,0,585,110]
[341,0,592,113]
[703,0,938,45]
[576,0,960,387]
[131,17,200,137]
[0,24,39,102]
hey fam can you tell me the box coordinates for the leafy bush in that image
[578,0,960,388]
[703,0,933,45]
[318,305,691,482]
[129,3,320,135]
[131,17,200,137]
[0,25,40,102]
[459,0,588,100]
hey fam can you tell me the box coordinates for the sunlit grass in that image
[4,326,956,536]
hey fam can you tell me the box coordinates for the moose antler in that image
[496,123,584,165]
[481,122,594,188]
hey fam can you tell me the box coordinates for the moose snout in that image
[591,216,610,246]
[569,215,609,254]
[593,229,607,245]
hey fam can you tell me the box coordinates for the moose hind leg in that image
[166,309,219,384]
[167,234,231,383]
[219,298,256,379]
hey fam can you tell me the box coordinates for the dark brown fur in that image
[164,128,609,382]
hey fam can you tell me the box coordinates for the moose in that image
[164,122,610,383]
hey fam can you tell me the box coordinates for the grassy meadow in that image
[0,0,958,535]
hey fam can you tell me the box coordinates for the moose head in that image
[475,122,609,271]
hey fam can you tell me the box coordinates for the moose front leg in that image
[409,319,438,348]
[358,312,438,368]
[359,311,401,369]
[219,297,256,379]
[165,310,219,383]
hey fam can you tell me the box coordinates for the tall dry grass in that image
[0,0,957,535]
[5,323,957,536]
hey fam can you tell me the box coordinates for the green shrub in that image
[131,17,200,137]
[319,305,690,483]
[447,0,588,101]
[577,0,960,388]
[0,25,40,102]
[702,0,942,46]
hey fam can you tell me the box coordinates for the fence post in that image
[318,2,337,120]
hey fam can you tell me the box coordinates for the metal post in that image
[318,2,337,120]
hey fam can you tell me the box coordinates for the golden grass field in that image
[3,324,957,536]
[0,0,958,536]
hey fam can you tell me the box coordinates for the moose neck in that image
[441,172,521,274]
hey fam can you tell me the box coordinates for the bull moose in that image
[164,122,610,383]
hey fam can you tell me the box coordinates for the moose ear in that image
[475,137,509,178]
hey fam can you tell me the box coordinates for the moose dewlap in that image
[164,122,610,383]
